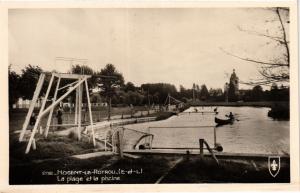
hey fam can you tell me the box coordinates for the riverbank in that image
[9,106,176,133]
[188,101,288,108]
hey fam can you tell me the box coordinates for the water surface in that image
[124,106,289,154]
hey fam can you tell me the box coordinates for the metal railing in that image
[199,138,219,165]
[111,127,154,153]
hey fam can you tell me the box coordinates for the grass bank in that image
[10,153,289,184]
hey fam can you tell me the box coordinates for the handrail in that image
[149,126,215,129]
[133,134,154,150]
[111,127,154,153]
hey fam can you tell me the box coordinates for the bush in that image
[268,102,289,120]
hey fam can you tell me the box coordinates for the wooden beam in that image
[85,79,96,146]
[75,87,79,124]
[77,81,82,141]
[25,73,55,153]
[45,77,61,138]
[53,73,91,79]
[57,80,78,91]
[19,73,45,142]
[199,139,204,157]
[214,126,217,147]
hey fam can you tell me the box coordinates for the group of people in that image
[192,106,235,120]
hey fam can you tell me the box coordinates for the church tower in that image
[229,69,239,95]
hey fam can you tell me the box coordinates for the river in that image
[124,106,289,155]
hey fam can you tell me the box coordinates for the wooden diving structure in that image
[19,72,96,154]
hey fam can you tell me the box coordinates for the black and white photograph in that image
[4,4,297,187]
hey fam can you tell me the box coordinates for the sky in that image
[8,8,286,90]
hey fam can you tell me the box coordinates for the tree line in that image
[9,63,289,110]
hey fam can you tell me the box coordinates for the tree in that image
[19,64,43,100]
[221,8,289,86]
[98,64,124,120]
[251,85,264,101]
[71,64,97,89]
[199,84,209,100]
[8,65,21,109]
[209,88,223,101]
[124,82,136,92]
[141,83,177,104]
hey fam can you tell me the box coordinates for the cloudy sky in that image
[8,8,285,90]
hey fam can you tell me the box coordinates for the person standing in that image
[56,106,63,129]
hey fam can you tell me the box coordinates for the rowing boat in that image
[214,117,233,125]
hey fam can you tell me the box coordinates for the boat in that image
[214,117,234,125]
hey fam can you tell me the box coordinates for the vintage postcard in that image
[0,0,299,192]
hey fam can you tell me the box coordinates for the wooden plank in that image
[45,76,61,138]
[149,126,215,129]
[123,153,141,159]
[72,151,113,159]
[19,73,45,142]
[155,157,183,184]
[77,82,82,141]
[123,149,290,159]
[75,87,78,124]
[53,73,91,79]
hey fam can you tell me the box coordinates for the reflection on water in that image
[125,106,289,154]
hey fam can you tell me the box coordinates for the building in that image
[229,69,239,95]
[224,69,240,102]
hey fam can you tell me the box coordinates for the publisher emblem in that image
[268,156,280,177]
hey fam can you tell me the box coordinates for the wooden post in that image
[19,73,45,142]
[45,77,61,138]
[77,81,82,141]
[214,127,217,147]
[75,87,79,124]
[32,139,36,150]
[25,73,55,154]
[108,97,111,120]
[199,139,204,157]
[85,79,96,146]
[117,129,124,158]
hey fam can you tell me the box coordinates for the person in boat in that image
[227,112,234,120]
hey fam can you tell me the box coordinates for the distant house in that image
[13,98,41,109]
[90,92,107,107]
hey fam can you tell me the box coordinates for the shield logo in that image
[268,156,280,177]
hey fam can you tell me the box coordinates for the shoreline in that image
[188,101,289,108]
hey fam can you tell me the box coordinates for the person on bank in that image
[56,106,63,129]
[29,113,37,131]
